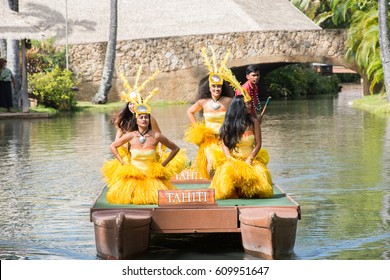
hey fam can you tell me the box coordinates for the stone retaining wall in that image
[69,29,349,102]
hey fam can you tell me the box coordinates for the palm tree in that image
[92,0,117,104]
[6,0,21,109]
[0,39,6,56]
[378,0,390,102]
[291,0,386,95]
[346,7,382,93]
[289,0,350,28]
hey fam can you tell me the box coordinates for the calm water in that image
[0,84,389,260]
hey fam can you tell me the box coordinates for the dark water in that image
[0,84,389,260]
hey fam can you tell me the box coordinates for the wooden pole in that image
[21,39,29,113]
[260,96,271,118]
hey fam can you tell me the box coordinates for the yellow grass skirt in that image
[210,148,273,199]
[184,122,219,179]
[106,161,176,204]
[102,148,188,205]
[101,146,130,186]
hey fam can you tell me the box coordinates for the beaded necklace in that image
[249,86,261,114]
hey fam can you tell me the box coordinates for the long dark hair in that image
[110,102,135,132]
[197,79,234,100]
[220,95,253,151]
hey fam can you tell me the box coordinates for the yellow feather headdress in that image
[219,65,251,103]
[201,47,231,86]
[120,65,160,115]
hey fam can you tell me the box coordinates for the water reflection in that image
[0,84,389,260]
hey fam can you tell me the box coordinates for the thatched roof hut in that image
[19,0,320,45]
[0,3,48,40]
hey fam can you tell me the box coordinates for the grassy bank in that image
[21,96,390,117]
[352,94,390,116]
[75,100,189,111]
[24,100,189,114]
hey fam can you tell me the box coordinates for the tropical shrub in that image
[29,66,77,111]
[27,38,66,74]
[264,64,340,99]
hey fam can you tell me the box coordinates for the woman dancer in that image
[102,66,185,189]
[185,47,233,179]
[210,80,273,199]
[106,103,184,204]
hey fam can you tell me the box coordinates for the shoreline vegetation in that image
[63,94,390,117]
[2,94,389,117]
[70,96,390,117]
[0,100,188,115]
[74,100,189,112]
[352,94,390,116]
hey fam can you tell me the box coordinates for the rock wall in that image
[69,29,349,102]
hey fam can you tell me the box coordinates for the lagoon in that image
[0,83,389,260]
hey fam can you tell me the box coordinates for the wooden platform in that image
[90,181,300,260]
[0,112,52,119]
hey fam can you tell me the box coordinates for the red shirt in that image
[235,80,261,116]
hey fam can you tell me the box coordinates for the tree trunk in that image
[7,39,21,109]
[0,39,6,57]
[21,40,30,112]
[92,0,118,104]
[6,0,22,109]
[378,0,390,102]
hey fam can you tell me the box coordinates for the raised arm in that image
[187,100,203,124]
[109,132,134,165]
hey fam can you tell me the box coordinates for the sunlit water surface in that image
[0,84,389,260]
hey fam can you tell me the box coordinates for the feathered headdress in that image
[219,65,251,103]
[120,65,160,115]
[200,46,231,85]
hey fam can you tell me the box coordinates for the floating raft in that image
[90,180,300,260]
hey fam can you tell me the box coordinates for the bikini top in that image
[203,107,226,134]
[233,130,255,158]
[130,145,157,171]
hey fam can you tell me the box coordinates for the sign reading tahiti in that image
[158,189,216,207]
[174,170,207,181]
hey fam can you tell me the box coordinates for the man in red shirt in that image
[235,64,262,121]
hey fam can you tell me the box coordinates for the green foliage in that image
[28,66,77,111]
[264,64,340,99]
[335,73,361,83]
[289,0,346,28]
[289,0,373,29]
[26,38,79,111]
[28,38,66,74]
[290,0,322,20]
[290,0,384,95]
[346,6,384,94]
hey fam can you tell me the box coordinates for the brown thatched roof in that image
[0,3,48,40]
